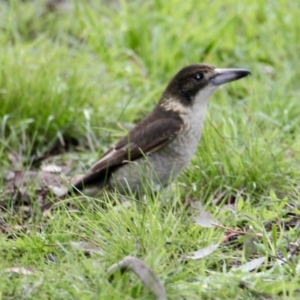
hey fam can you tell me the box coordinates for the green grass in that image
[1,0,300,299]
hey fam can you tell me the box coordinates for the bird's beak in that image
[211,68,251,85]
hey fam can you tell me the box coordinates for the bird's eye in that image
[193,72,203,80]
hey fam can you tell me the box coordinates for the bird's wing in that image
[72,116,183,189]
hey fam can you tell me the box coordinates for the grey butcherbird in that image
[42,64,250,211]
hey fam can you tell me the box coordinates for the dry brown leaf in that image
[107,256,166,300]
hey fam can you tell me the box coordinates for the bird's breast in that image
[110,106,207,193]
[150,107,207,180]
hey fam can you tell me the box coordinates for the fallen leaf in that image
[4,171,15,181]
[235,256,266,272]
[7,153,22,169]
[192,202,215,228]
[41,164,62,173]
[107,256,166,300]
[185,244,220,260]
[49,186,68,197]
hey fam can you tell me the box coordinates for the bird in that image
[41,63,250,211]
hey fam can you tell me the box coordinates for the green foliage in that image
[1,0,300,299]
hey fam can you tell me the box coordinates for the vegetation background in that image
[0,0,299,299]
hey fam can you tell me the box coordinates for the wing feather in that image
[72,115,183,190]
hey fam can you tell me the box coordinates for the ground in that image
[0,0,300,299]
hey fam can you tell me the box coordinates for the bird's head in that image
[159,64,251,112]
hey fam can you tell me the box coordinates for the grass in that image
[0,0,300,299]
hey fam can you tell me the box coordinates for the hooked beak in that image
[211,68,251,85]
